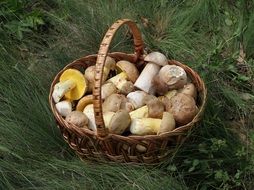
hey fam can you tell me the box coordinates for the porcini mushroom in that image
[83,104,96,131]
[158,65,187,90]
[147,99,165,119]
[108,72,134,95]
[55,100,72,117]
[130,118,161,135]
[76,95,93,111]
[169,93,198,125]
[116,60,139,83]
[158,112,175,134]
[106,110,131,135]
[52,69,87,103]
[134,63,160,94]
[144,52,168,66]
[101,82,117,100]
[65,111,89,128]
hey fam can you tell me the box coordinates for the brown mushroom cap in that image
[169,93,198,125]
[108,110,131,134]
[116,60,139,83]
[147,99,165,119]
[152,74,170,95]
[65,111,88,128]
[102,93,127,112]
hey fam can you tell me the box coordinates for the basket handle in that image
[93,19,144,138]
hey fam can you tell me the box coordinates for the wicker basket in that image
[49,19,207,163]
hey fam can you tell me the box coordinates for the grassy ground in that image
[0,0,254,189]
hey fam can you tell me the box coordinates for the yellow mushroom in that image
[129,105,148,120]
[130,118,161,135]
[76,95,93,111]
[116,60,139,83]
[52,69,87,103]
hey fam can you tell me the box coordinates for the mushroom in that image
[165,90,178,100]
[147,99,165,119]
[144,52,168,66]
[83,104,96,131]
[129,105,148,119]
[158,65,187,90]
[76,95,93,111]
[157,112,175,135]
[134,63,160,94]
[65,111,89,128]
[179,83,197,100]
[103,112,115,128]
[130,118,161,135]
[158,96,171,112]
[105,110,131,135]
[127,91,147,109]
[108,72,134,95]
[152,74,170,95]
[55,100,72,117]
[116,60,139,83]
[102,93,132,112]
[101,82,117,100]
[168,93,198,125]
[52,69,87,103]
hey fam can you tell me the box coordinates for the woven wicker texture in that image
[49,19,207,163]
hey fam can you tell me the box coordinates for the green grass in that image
[0,0,254,189]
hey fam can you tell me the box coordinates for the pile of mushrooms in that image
[52,52,199,136]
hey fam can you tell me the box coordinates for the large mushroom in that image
[52,69,87,103]
[134,52,168,94]
[65,111,88,128]
[116,60,139,83]
[168,93,198,125]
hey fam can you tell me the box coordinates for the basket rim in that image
[49,52,207,141]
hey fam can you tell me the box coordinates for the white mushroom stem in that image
[83,104,96,131]
[127,91,147,109]
[130,118,161,135]
[55,100,72,117]
[52,80,76,103]
[134,63,160,94]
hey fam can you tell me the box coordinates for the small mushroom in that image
[157,112,175,135]
[83,104,96,131]
[147,99,165,119]
[158,96,171,112]
[169,93,198,125]
[130,118,161,135]
[116,60,139,83]
[101,82,117,100]
[158,65,187,90]
[165,90,178,100]
[134,63,161,94]
[65,111,89,128]
[76,95,93,111]
[144,52,168,66]
[55,100,72,117]
[52,69,87,103]
[179,83,197,100]
[129,105,148,119]
[106,110,131,135]
[108,72,134,95]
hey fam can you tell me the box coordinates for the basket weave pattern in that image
[49,19,207,163]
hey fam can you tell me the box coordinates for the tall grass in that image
[0,0,254,189]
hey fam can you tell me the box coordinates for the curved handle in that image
[93,19,144,137]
